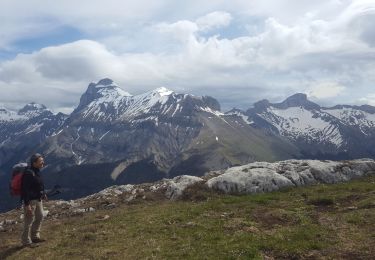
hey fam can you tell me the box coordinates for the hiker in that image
[21,153,47,247]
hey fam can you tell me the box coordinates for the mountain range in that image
[1,78,375,211]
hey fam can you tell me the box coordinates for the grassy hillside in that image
[0,175,374,259]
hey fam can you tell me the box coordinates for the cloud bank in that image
[0,0,374,113]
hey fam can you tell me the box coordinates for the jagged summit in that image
[88,78,132,96]
[75,79,131,112]
[327,104,375,114]
[253,99,271,111]
[95,78,115,87]
[251,94,320,111]
[18,102,47,113]
[277,93,320,110]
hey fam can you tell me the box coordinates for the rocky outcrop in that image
[1,159,374,226]
[206,159,375,194]
[165,175,204,200]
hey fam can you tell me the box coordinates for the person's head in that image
[30,153,45,169]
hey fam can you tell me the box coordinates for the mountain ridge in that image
[1,80,375,212]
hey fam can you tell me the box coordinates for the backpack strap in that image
[24,168,36,177]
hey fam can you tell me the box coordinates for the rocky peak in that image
[19,102,47,112]
[95,78,115,87]
[277,93,320,110]
[75,78,131,112]
[18,102,49,117]
[251,99,271,113]
[202,96,221,111]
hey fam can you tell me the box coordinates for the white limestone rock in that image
[165,175,204,199]
[206,163,294,194]
[207,159,375,194]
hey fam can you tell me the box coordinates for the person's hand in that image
[26,205,33,217]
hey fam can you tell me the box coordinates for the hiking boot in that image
[23,243,39,248]
[32,238,46,243]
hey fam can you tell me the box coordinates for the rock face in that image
[206,159,375,194]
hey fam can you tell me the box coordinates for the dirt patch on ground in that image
[179,181,215,201]
[251,208,300,228]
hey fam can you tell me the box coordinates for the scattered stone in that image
[181,221,196,228]
[126,195,135,202]
[4,219,17,225]
[105,203,117,209]
[242,226,260,233]
[43,210,49,217]
[220,212,234,218]
[72,208,86,214]
[72,207,95,214]
[96,215,110,221]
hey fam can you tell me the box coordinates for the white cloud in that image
[156,21,198,43]
[196,11,232,32]
[358,94,375,106]
[1,1,375,112]
[306,82,346,99]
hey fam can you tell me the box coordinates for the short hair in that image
[30,153,43,165]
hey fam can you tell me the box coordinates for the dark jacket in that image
[21,167,45,206]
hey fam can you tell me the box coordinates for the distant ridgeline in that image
[1,78,375,212]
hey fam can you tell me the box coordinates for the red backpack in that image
[9,163,28,196]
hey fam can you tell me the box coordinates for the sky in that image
[0,0,375,114]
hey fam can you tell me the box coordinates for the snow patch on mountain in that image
[226,110,254,125]
[199,106,224,116]
[154,87,173,97]
[18,103,50,118]
[322,107,375,134]
[0,107,26,122]
[260,106,343,147]
[23,123,44,134]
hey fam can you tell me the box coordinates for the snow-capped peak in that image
[95,78,115,87]
[91,78,132,97]
[21,102,46,110]
[153,87,173,97]
[17,102,50,118]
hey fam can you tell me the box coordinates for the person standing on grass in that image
[21,153,47,247]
